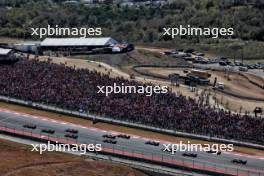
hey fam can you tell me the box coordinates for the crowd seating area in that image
[0,59,263,144]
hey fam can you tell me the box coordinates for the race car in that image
[23,124,37,129]
[65,134,78,139]
[206,150,221,155]
[102,134,116,139]
[182,153,198,158]
[103,139,117,144]
[65,128,78,134]
[117,134,130,139]
[41,129,55,134]
[145,140,159,146]
[232,159,247,165]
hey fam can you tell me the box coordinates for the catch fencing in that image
[0,95,263,150]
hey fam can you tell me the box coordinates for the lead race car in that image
[232,159,247,165]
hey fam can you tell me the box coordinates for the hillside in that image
[0,139,146,176]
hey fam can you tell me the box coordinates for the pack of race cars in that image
[102,133,130,144]
[22,124,248,165]
[23,124,77,138]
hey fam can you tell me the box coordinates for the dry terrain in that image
[74,49,189,67]
[137,67,264,99]
[136,67,264,112]
[140,67,264,98]
[242,72,264,87]
[0,138,146,176]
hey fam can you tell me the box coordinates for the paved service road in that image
[0,109,264,175]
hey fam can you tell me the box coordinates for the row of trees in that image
[0,0,263,42]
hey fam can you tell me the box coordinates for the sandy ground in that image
[214,92,264,114]
[29,55,125,79]
[1,102,264,157]
[136,46,170,53]
[243,72,264,87]
[138,67,264,98]
[137,67,264,112]
[211,71,264,98]
[0,138,146,176]
[30,56,115,75]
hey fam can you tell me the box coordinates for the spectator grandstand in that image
[0,58,263,144]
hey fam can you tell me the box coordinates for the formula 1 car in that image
[182,153,198,158]
[117,134,130,139]
[65,128,78,134]
[65,134,78,139]
[206,150,221,155]
[41,129,55,134]
[23,124,37,129]
[103,139,117,144]
[102,134,116,139]
[145,141,160,146]
[232,159,247,165]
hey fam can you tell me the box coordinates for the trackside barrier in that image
[0,95,264,150]
[0,125,263,176]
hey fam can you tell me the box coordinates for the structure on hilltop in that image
[4,37,134,56]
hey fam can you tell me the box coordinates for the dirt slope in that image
[0,139,146,176]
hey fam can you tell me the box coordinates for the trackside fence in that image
[0,95,264,150]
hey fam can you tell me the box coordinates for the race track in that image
[0,108,263,175]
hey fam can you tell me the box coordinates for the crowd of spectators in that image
[0,58,263,144]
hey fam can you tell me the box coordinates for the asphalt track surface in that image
[0,108,264,175]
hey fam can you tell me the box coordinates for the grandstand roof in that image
[40,37,118,47]
[0,48,12,55]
